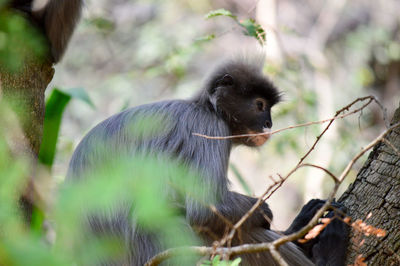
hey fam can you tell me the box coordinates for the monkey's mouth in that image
[245,128,271,147]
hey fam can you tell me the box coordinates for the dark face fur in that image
[206,61,281,146]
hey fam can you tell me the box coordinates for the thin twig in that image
[269,244,289,266]
[217,178,282,247]
[382,138,400,157]
[299,163,339,183]
[337,122,400,183]
[193,96,375,141]
[210,204,234,229]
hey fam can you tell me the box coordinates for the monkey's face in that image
[208,67,281,147]
[225,95,275,147]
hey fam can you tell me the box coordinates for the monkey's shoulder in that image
[99,99,228,136]
[68,99,231,178]
[77,99,228,149]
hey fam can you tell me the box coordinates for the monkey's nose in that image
[264,120,272,128]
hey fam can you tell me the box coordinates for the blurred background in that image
[51,0,400,229]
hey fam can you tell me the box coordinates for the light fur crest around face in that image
[204,52,266,92]
[203,55,281,110]
[196,54,281,147]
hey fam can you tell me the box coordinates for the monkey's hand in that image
[284,199,349,265]
[311,202,349,266]
[284,199,325,235]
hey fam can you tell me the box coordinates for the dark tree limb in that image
[340,102,400,265]
[0,59,54,222]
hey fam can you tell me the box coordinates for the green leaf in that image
[238,19,266,44]
[65,87,95,109]
[205,9,236,19]
[201,255,242,266]
[195,34,216,43]
[30,206,46,236]
[231,258,242,266]
[39,89,71,167]
[39,87,94,168]
[85,17,115,35]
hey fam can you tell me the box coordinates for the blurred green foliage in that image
[0,104,64,265]
[86,16,116,36]
[0,10,46,71]
[205,8,266,44]
[238,19,266,44]
[205,8,237,19]
[0,100,204,264]
[54,154,202,265]
[201,255,242,266]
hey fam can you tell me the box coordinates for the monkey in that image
[67,56,348,265]
[9,0,83,63]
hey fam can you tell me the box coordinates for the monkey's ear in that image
[216,74,234,87]
[208,74,234,95]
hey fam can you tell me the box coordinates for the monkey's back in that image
[67,99,231,181]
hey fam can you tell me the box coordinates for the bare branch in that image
[301,163,339,183]
[193,96,376,141]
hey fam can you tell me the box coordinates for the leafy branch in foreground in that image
[204,8,266,45]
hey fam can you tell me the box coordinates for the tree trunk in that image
[340,103,400,265]
[0,59,54,220]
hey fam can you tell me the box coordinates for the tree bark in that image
[0,59,54,220]
[0,61,54,156]
[340,103,400,265]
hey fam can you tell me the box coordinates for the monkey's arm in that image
[284,199,325,235]
[195,191,273,231]
[187,191,272,241]
[226,191,272,229]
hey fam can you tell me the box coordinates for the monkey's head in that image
[205,60,281,147]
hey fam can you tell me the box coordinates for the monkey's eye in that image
[255,98,267,112]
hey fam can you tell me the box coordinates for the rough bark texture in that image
[0,61,54,156]
[340,103,400,265]
[0,60,54,219]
